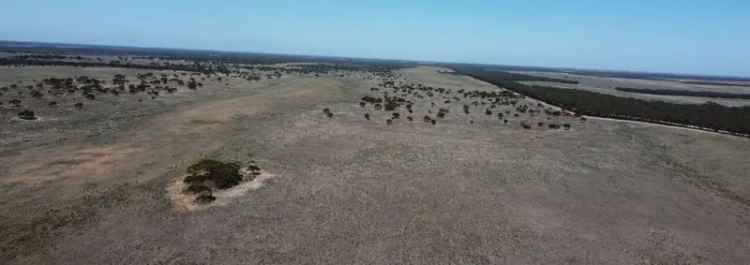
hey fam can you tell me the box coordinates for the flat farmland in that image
[516,71,750,106]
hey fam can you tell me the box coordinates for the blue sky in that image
[2,0,749,76]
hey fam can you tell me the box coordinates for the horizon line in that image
[1,39,748,80]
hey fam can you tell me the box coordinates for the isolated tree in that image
[323,108,333,118]
[187,78,198,90]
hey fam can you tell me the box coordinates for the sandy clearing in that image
[3,144,142,185]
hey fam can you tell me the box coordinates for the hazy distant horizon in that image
[4,39,749,80]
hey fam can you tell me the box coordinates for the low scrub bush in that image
[185,183,211,194]
[17,110,37,120]
[185,159,242,189]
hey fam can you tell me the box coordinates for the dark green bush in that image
[361,96,382,104]
[185,159,242,189]
[17,110,36,120]
[384,99,399,111]
[185,183,211,194]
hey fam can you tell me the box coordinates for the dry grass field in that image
[1,65,749,265]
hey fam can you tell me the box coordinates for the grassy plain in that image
[1,66,749,265]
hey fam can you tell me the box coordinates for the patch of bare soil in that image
[3,144,142,185]
[167,171,276,212]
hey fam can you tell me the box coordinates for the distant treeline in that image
[451,65,750,137]
[0,41,415,69]
[439,62,750,82]
[479,70,579,84]
[550,70,750,82]
[616,87,750,100]
[0,56,409,76]
[679,81,750,87]
[0,58,212,73]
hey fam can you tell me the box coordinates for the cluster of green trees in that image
[0,57,216,73]
[182,159,261,204]
[478,70,579,84]
[184,159,243,190]
[679,80,750,87]
[451,65,750,137]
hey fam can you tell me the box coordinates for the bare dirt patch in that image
[3,144,142,185]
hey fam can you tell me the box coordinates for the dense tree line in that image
[0,57,213,73]
[678,81,750,87]
[451,65,750,137]
[0,41,415,71]
[440,62,750,82]
[474,70,580,84]
[0,55,409,79]
[615,87,750,99]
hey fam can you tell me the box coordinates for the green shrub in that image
[185,159,242,189]
[361,96,382,104]
[185,183,211,194]
[17,110,37,120]
[383,96,401,111]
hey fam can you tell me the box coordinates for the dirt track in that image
[1,66,749,265]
